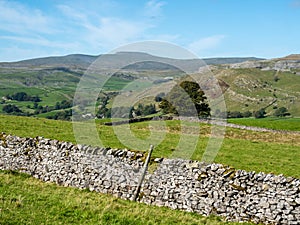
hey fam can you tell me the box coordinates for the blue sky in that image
[1,0,300,61]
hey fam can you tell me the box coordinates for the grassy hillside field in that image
[1,66,300,119]
[0,114,299,224]
[0,114,299,177]
[1,170,251,225]
[213,68,300,116]
[228,117,300,131]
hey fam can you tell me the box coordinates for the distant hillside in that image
[0,52,299,118]
[230,54,300,71]
[0,52,264,70]
[203,57,264,65]
[277,54,300,61]
[0,54,97,68]
[211,66,300,116]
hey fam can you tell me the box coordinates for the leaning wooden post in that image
[133,145,154,201]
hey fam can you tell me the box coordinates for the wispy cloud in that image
[0,46,56,62]
[0,0,175,61]
[0,35,79,49]
[85,17,146,48]
[57,1,171,50]
[56,4,89,24]
[0,1,56,35]
[187,35,226,56]
[57,4,147,49]
[144,0,166,19]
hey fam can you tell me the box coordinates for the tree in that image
[13,92,28,101]
[159,80,210,118]
[2,104,22,114]
[274,107,290,117]
[96,107,111,118]
[143,104,156,115]
[134,103,156,116]
[33,102,39,109]
[227,111,243,118]
[155,92,165,102]
[47,109,72,121]
[7,92,41,102]
[254,108,266,118]
[274,76,280,82]
[242,111,252,118]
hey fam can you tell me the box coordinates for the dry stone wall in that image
[0,134,144,199]
[141,159,300,224]
[0,133,299,224]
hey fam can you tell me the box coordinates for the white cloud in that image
[0,46,53,62]
[86,17,145,47]
[0,0,177,61]
[0,1,56,35]
[57,3,170,50]
[187,35,226,56]
[0,35,79,49]
[56,4,89,24]
[144,0,166,19]
[57,4,147,49]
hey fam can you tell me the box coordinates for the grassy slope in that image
[215,68,300,116]
[0,114,299,178]
[1,67,300,117]
[0,114,298,224]
[0,171,248,225]
[228,117,300,131]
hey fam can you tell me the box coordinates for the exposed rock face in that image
[230,59,300,71]
[0,133,299,224]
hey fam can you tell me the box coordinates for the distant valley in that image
[0,52,299,119]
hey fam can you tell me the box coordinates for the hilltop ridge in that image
[0,52,299,118]
[0,52,264,69]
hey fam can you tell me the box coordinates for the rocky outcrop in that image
[230,59,300,71]
[0,133,299,224]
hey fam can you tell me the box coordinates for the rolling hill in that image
[0,52,263,68]
[0,52,299,118]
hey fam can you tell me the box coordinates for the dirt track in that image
[174,117,300,134]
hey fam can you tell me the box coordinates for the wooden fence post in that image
[132,145,154,201]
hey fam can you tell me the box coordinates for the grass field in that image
[0,114,299,178]
[2,66,300,118]
[215,68,300,115]
[228,117,300,131]
[1,56,299,224]
[1,170,251,225]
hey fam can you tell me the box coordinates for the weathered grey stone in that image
[1,133,300,225]
[154,158,163,163]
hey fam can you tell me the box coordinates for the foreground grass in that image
[0,171,253,225]
[228,117,300,131]
[0,115,299,178]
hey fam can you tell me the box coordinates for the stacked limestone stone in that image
[0,133,299,224]
[0,133,143,199]
[141,159,300,224]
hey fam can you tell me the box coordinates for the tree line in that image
[1,84,291,121]
[214,107,290,119]
[2,99,73,120]
[5,92,41,102]
[96,103,157,119]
